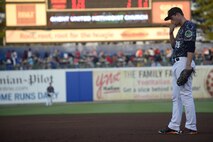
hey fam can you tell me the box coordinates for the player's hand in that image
[169,23,176,35]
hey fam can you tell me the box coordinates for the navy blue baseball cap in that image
[164,7,184,21]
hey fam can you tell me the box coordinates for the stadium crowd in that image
[0,46,212,70]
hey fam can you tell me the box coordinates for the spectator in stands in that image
[194,52,203,65]
[0,46,212,70]
[6,50,11,60]
[27,48,32,59]
[210,48,213,64]
[148,48,155,61]
[135,49,144,67]
[105,54,113,66]
[98,51,106,67]
[22,50,28,61]
[67,53,74,68]
[203,48,212,65]
[117,51,126,67]
[44,51,49,60]
[11,50,18,68]
[153,48,162,66]
[27,57,34,69]
[75,48,81,58]
[73,56,80,68]
[165,48,173,65]
[126,55,135,67]
[5,52,13,70]
[160,50,168,66]
[135,49,143,57]
[85,53,94,68]
[48,56,57,69]
[111,54,118,67]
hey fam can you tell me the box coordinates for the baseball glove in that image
[177,68,195,86]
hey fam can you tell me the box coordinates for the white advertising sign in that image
[0,70,66,104]
[93,66,213,101]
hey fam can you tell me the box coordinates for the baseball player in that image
[158,7,198,135]
[46,82,54,106]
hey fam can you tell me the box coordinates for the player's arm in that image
[185,41,195,69]
[184,23,196,69]
[186,52,194,69]
[169,23,176,48]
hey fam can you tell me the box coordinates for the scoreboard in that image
[5,0,191,43]
[47,0,151,10]
[47,11,151,29]
[6,0,191,29]
[47,0,152,29]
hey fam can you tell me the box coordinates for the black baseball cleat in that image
[158,127,182,135]
[183,128,198,135]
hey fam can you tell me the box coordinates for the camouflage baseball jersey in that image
[172,21,196,58]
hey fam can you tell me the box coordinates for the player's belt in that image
[173,57,180,62]
[173,57,188,63]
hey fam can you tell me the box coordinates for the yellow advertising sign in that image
[6,27,179,43]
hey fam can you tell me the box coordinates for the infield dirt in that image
[0,113,212,142]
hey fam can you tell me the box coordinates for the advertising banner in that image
[6,3,46,26]
[152,1,191,24]
[0,70,66,104]
[193,66,213,98]
[6,28,179,43]
[93,66,213,101]
[6,0,45,2]
[47,11,151,29]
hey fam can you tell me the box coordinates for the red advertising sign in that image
[16,4,36,25]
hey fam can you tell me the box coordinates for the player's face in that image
[170,14,180,26]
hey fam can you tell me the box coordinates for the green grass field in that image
[0,99,213,116]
